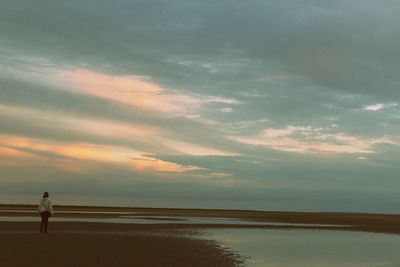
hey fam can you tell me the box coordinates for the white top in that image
[38,198,54,214]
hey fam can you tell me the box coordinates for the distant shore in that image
[1,204,400,235]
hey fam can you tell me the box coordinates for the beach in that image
[0,221,242,267]
[2,205,400,267]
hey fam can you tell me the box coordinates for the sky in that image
[0,0,399,212]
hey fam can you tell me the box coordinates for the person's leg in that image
[40,212,45,233]
[44,212,49,233]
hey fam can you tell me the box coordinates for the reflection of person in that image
[38,192,54,233]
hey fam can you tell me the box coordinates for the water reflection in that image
[205,229,400,267]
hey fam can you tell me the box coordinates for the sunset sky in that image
[1,0,399,212]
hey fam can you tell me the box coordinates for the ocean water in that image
[205,229,400,267]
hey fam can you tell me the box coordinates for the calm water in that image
[205,229,400,267]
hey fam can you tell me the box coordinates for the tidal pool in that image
[205,229,400,267]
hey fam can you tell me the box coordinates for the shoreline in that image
[1,204,400,235]
[2,203,399,215]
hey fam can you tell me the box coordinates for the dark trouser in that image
[40,211,50,233]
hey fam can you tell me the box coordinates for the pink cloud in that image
[58,69,240,115]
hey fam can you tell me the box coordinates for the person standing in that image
[38,192,54,233]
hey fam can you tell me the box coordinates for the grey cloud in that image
[2,0,399,100]
[158,150,400,188]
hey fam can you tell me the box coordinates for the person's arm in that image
[48,200,54,214]
[38,200,42,214]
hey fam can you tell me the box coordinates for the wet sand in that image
[0,222,242,267]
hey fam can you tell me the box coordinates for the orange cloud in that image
[0,134,202,173]
[130,157,203,173]
[0,135,33,148]
[0,146,37,158]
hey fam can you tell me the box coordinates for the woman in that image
[38,192,54,233]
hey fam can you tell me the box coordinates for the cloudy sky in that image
[1,0,399,212]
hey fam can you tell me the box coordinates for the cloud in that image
[218,107,233,113]
[190,172,237,186]
[363,103,398,111]
[2,0,400,101]
[0,104,160,139]
[129,157,203,173]
[59,69,197,114]
[230,126,397,155]
[0,146,39,160]
[0,103,174,155]
[160,139,239,156]
[0,73,245,157]
[364,104,384,111]
[0,134,203,173]
[58,68,241,116]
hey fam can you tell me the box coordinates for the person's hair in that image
[43,192,49,198]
